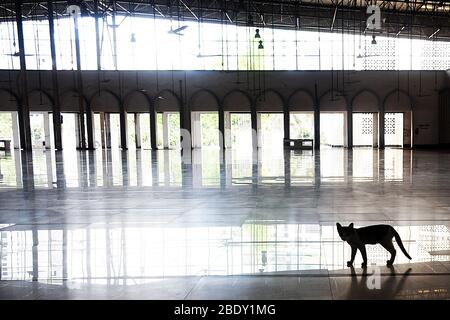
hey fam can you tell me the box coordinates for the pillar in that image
[74,113,81,149]
[119,108,127,150]
[134,113,141,149]
[43,112,51,149]
[257,113,262,148]
[150,107,157,150]
[373,113,379,148]
[283,105,290,140]
[11,111,20,149]
[86,109,95,150]
[218,107,225,149]
[251,107,258,149]
[347,109,353,148]
[105,113,112,148]
[314,84,320,150]
[191,112,202,148]
[15,0,32,151]
[162,112,169,149]
[379,108,385,149]
[224,112,232,149]
[48,0,62,150]
[404,111,413,148]
[99,112,106,148]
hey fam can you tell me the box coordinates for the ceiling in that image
[1,1,449,40]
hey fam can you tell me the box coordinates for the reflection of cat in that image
[336,223,412,268]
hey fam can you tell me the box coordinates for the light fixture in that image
[371,35,377,45]
[254,28,260,38]
[130,33,136,43]
[258,40,264,49]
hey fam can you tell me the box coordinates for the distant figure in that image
[336,223,412,268]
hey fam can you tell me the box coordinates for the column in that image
[314,84,320,150]
[99,112,106,148]
[134,113,141,149]
[257,113,262,148]
[86,109,95,150]
[224,112,232,149]
[74,113,81,149]
[119,108,127,150]
[404,111,412,148]
[283,105,290,140]
[15,0,32,151]
[150,107,157,150]
[379,108,385,149]
[191,112,202,149]
[218,107,225,150]
[162,112,169,149]
[373,112,379,148]
[105,113,112,148]
[43,112,51,149]
[251,106,258,149]
[47,0,62,150]
[347,109,353,148]
[11,111,20,149]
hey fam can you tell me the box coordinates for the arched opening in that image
[351,90,380,148]
[222,90,253,163]
[60,90,89,151]
[29,90,54,149]
[155,90,181,149]
[383,90,413,148]
[90,90,122,150]
[319,90,348,148]
[0,89,20,152]
[288,89,315,144]
[124,90,152,149]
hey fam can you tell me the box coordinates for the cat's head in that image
[336,223,355,241]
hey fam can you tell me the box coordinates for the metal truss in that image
[0,1,449,40]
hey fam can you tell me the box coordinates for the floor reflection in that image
[0,147,417,189]
[0,222,449,281]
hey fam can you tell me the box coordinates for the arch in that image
[90,89,121,112]
[0,88,19,111]
[124,90,152,112]
[383,89,412,111]
[60,89,89,112]
[154,89,181,112]
[319,90,348,111]
[288,89,315,111]
[222,89,252,112]
[351,89,380,112]
[188,89,220,111]
[255,89,285,112]
[28,89,54,112]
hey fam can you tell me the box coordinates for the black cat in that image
[336,223,412,268]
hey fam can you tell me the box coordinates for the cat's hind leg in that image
[381,240,396,266]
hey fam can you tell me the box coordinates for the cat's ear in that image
[349,223,354,229]
[336,223,342,229]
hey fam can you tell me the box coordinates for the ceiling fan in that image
[168,25,188,36]
[196,53,222,58]
[356,53,380,59]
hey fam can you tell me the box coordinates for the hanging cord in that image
[32,7,44,105]
[152,1,159,92]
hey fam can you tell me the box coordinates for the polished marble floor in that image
[0,146,450,299]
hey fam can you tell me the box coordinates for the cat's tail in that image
[393,229,412,260]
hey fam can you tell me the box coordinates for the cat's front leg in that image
[347,246,357,267]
